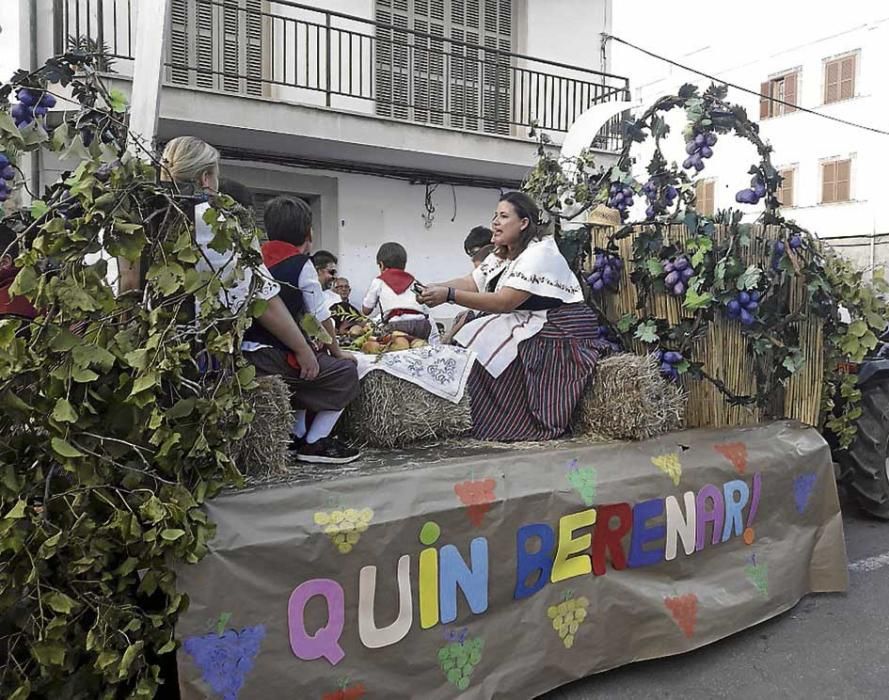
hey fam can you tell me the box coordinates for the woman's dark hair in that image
[264,195,312,246]
[495,191,542,259]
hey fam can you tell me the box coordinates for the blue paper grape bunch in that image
[586,251,623,294]
[183,625,266,700]
[735,175,767,205]
[0,154,14,203]
[663,255,693,297]
[682,131,717,173]
[12,88,56,129]
[656,349,684,381]
[724,290,760,327]
[642,178,679,220]
[770,235,803,270]
[607,182,635,221]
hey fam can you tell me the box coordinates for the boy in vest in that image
[243,196,360,464]
[361,242,439,343]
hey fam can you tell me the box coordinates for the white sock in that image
[292,410,307,439]
[306,409,343,444]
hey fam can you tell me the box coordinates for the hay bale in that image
[573,353,686,441]
[342,372,472,448]
[232,375,294,478]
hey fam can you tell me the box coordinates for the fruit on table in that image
[361,340,383,354]
[389,336,411,351]
[349,324,368,338]
[411,339,427,349]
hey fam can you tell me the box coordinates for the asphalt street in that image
[540,496,889,700]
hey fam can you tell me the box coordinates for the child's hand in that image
[329,345,358,364]
[293,346,320,380]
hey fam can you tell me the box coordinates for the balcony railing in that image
[55,0,630,150]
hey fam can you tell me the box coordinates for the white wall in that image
[614,14,889,251]
[0,1,23,83]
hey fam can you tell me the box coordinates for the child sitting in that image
[243,196,361,464]
[361,242,439,343]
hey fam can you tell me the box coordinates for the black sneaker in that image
[288,435,305,452]
[295,436,361,465]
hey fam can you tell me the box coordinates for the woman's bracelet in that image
[447,287,456,303]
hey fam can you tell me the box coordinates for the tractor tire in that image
[841,376,889,519]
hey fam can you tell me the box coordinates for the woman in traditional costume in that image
[419,191,607,441]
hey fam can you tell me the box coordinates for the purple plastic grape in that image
[705,133,718,146]
[587,271,601,286]
[694,161,705,173]
[774,241,786,255]
[745,301,759,312]
[612,257,623,270]
[753,183,766,198]
[738,291,751,306]
[727,299,741,316]
[16,88,38,106]
[0,165,14,181]
[661,361,674,373]
[682,157,694,170]
[681,266,694,281]
[40,93,56,108]
[673,281,686,296]
[11,104,31,121]
[0,191,8,203]
[695,133,706,146]
[663,351,683,364]
[622,187,632,198]
[34,106,48,118]
[592,279,604,292]
[645,206,656,219]
[740,309,754,326]
[750,290,761,302]
[665,271,680,286]
[666,186,678,199]
[674,257,689,271]
[700,146,713,159]
[685,142,697,155]
[663,261,675,274]
[789,235,802,250]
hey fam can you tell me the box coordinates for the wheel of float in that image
[840,375,889,519]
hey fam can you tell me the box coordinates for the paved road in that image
[540,498,889,700]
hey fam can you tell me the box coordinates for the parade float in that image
[1,54,884,700]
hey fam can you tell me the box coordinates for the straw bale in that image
[342,372,472,448]
[573,353,686,441]
[232,375,294,478]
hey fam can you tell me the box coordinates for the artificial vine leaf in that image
[50,437,84,459]
[683,280,714,310]
[848,320,867,338]
[107,89,128,113]
[51,399,78,424]
[646,258,664,277]
[617,313,637,333]
[735,265,761,290]
[634,320,659,344]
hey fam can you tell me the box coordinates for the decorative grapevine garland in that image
[524,83,889,446]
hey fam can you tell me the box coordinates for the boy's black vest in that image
[243,241,310,351]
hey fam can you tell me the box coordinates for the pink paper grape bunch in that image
[607,182,635,221]
[724,290,760,327]
[663,255,693,297]
[656,349,684,381]
[586,251,623,294]
[735,175,767,205]
[12,87,56,129]
[642,178,679,220]
[682,131,717,173]
[0,154,15,202]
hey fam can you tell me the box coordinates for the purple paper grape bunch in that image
[770,235,803,270]
[663,255,693,297]
[657,349,684,381]
[642,178,679,220]
[607,182,636,221]
[735,175,767,205]
[724,290,760,327]
[183,625,266,700]
[682,131,717,173]
[587,251,623,294]
[12,88,56,129]
[793,472,817,513]
[0,154,14,203]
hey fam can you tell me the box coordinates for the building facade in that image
[5,0,628,321]
[624,16,889,273]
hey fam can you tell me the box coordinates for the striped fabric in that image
[467,303,607,441]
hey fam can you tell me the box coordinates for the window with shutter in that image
[695,180,715,216]
[824,54,856,104]
[821,159,852,203]
[778,168,795,208]
[374,0,513,132]
[760,70,799,119]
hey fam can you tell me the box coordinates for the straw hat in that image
[587,204,622,228]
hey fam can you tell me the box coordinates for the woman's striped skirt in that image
[467,303,606,442]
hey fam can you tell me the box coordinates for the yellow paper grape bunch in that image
[651,452,682,486]
[313,507,374,554]
[546,592,590,649]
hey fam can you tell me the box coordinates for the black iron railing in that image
[55,0,629,149]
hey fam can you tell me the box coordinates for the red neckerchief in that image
[261,240,307,269]
[378,268,415,294]
[0,266,38,319]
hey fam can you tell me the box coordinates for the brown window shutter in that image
[836,159,851,201]
[784,72,798,112]
[779,169,794,207]
[760,81,771,119]
[825,60,839,103]
[840,55,856,99]
[822,161,836,203]
[706,181,715,215]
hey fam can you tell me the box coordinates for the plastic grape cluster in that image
[11,87,55,129]
[724,290,761,327]
[593,325,622,353]
[547,595,590,649]
[182,626,266,700]
[454,478,495,527]
[682,131,717,173]
[586,251,623,294]
[663,256,694,297]
[664,593,698,638]
[642,178,679,220]
[437,637,483,691]
[656,350,683,381]
[735,175,767,205]
[771,235,803,270]
[567,463,597,506]
[314,507,374,554]
[0,154,15,203]
[606,182,635,221]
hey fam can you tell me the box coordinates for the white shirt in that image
[362,277,428,319]
[296,262,332,324]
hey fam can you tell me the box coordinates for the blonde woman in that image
[160,137,360,464]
